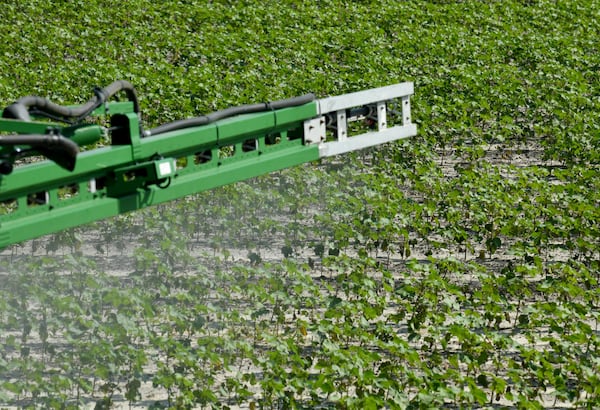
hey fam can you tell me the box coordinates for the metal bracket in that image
[106,157,176,197]
[110,112,142,160]
[303,117,326,145]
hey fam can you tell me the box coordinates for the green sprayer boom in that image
[0,81,416,248]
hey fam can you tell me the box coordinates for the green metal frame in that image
[0,101,320,247]
[0,82,416,248]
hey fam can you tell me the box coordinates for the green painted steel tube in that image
[0,144,320,247]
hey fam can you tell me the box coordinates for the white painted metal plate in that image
[303,117,326,144]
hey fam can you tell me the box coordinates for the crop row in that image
[1,143,598,408]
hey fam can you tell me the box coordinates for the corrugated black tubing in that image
[0,134,79,172]
[146,93,316,136]
[1,80,140,122]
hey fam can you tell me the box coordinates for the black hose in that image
[147,93,316,136]
[2,80,140,122]
[0,134,79,171]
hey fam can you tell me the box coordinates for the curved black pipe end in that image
[0,134,79,172]
[2,103,31,121]
[38,135,79,171]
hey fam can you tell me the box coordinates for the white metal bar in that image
[401,95,412,125]
[318,124,417,157]
[336,109,347,141]
[317,82,414,115]
[376,101,387,131]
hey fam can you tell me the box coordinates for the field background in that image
[1,1,599,409]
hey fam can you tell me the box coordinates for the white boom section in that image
[303,82,417,157]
